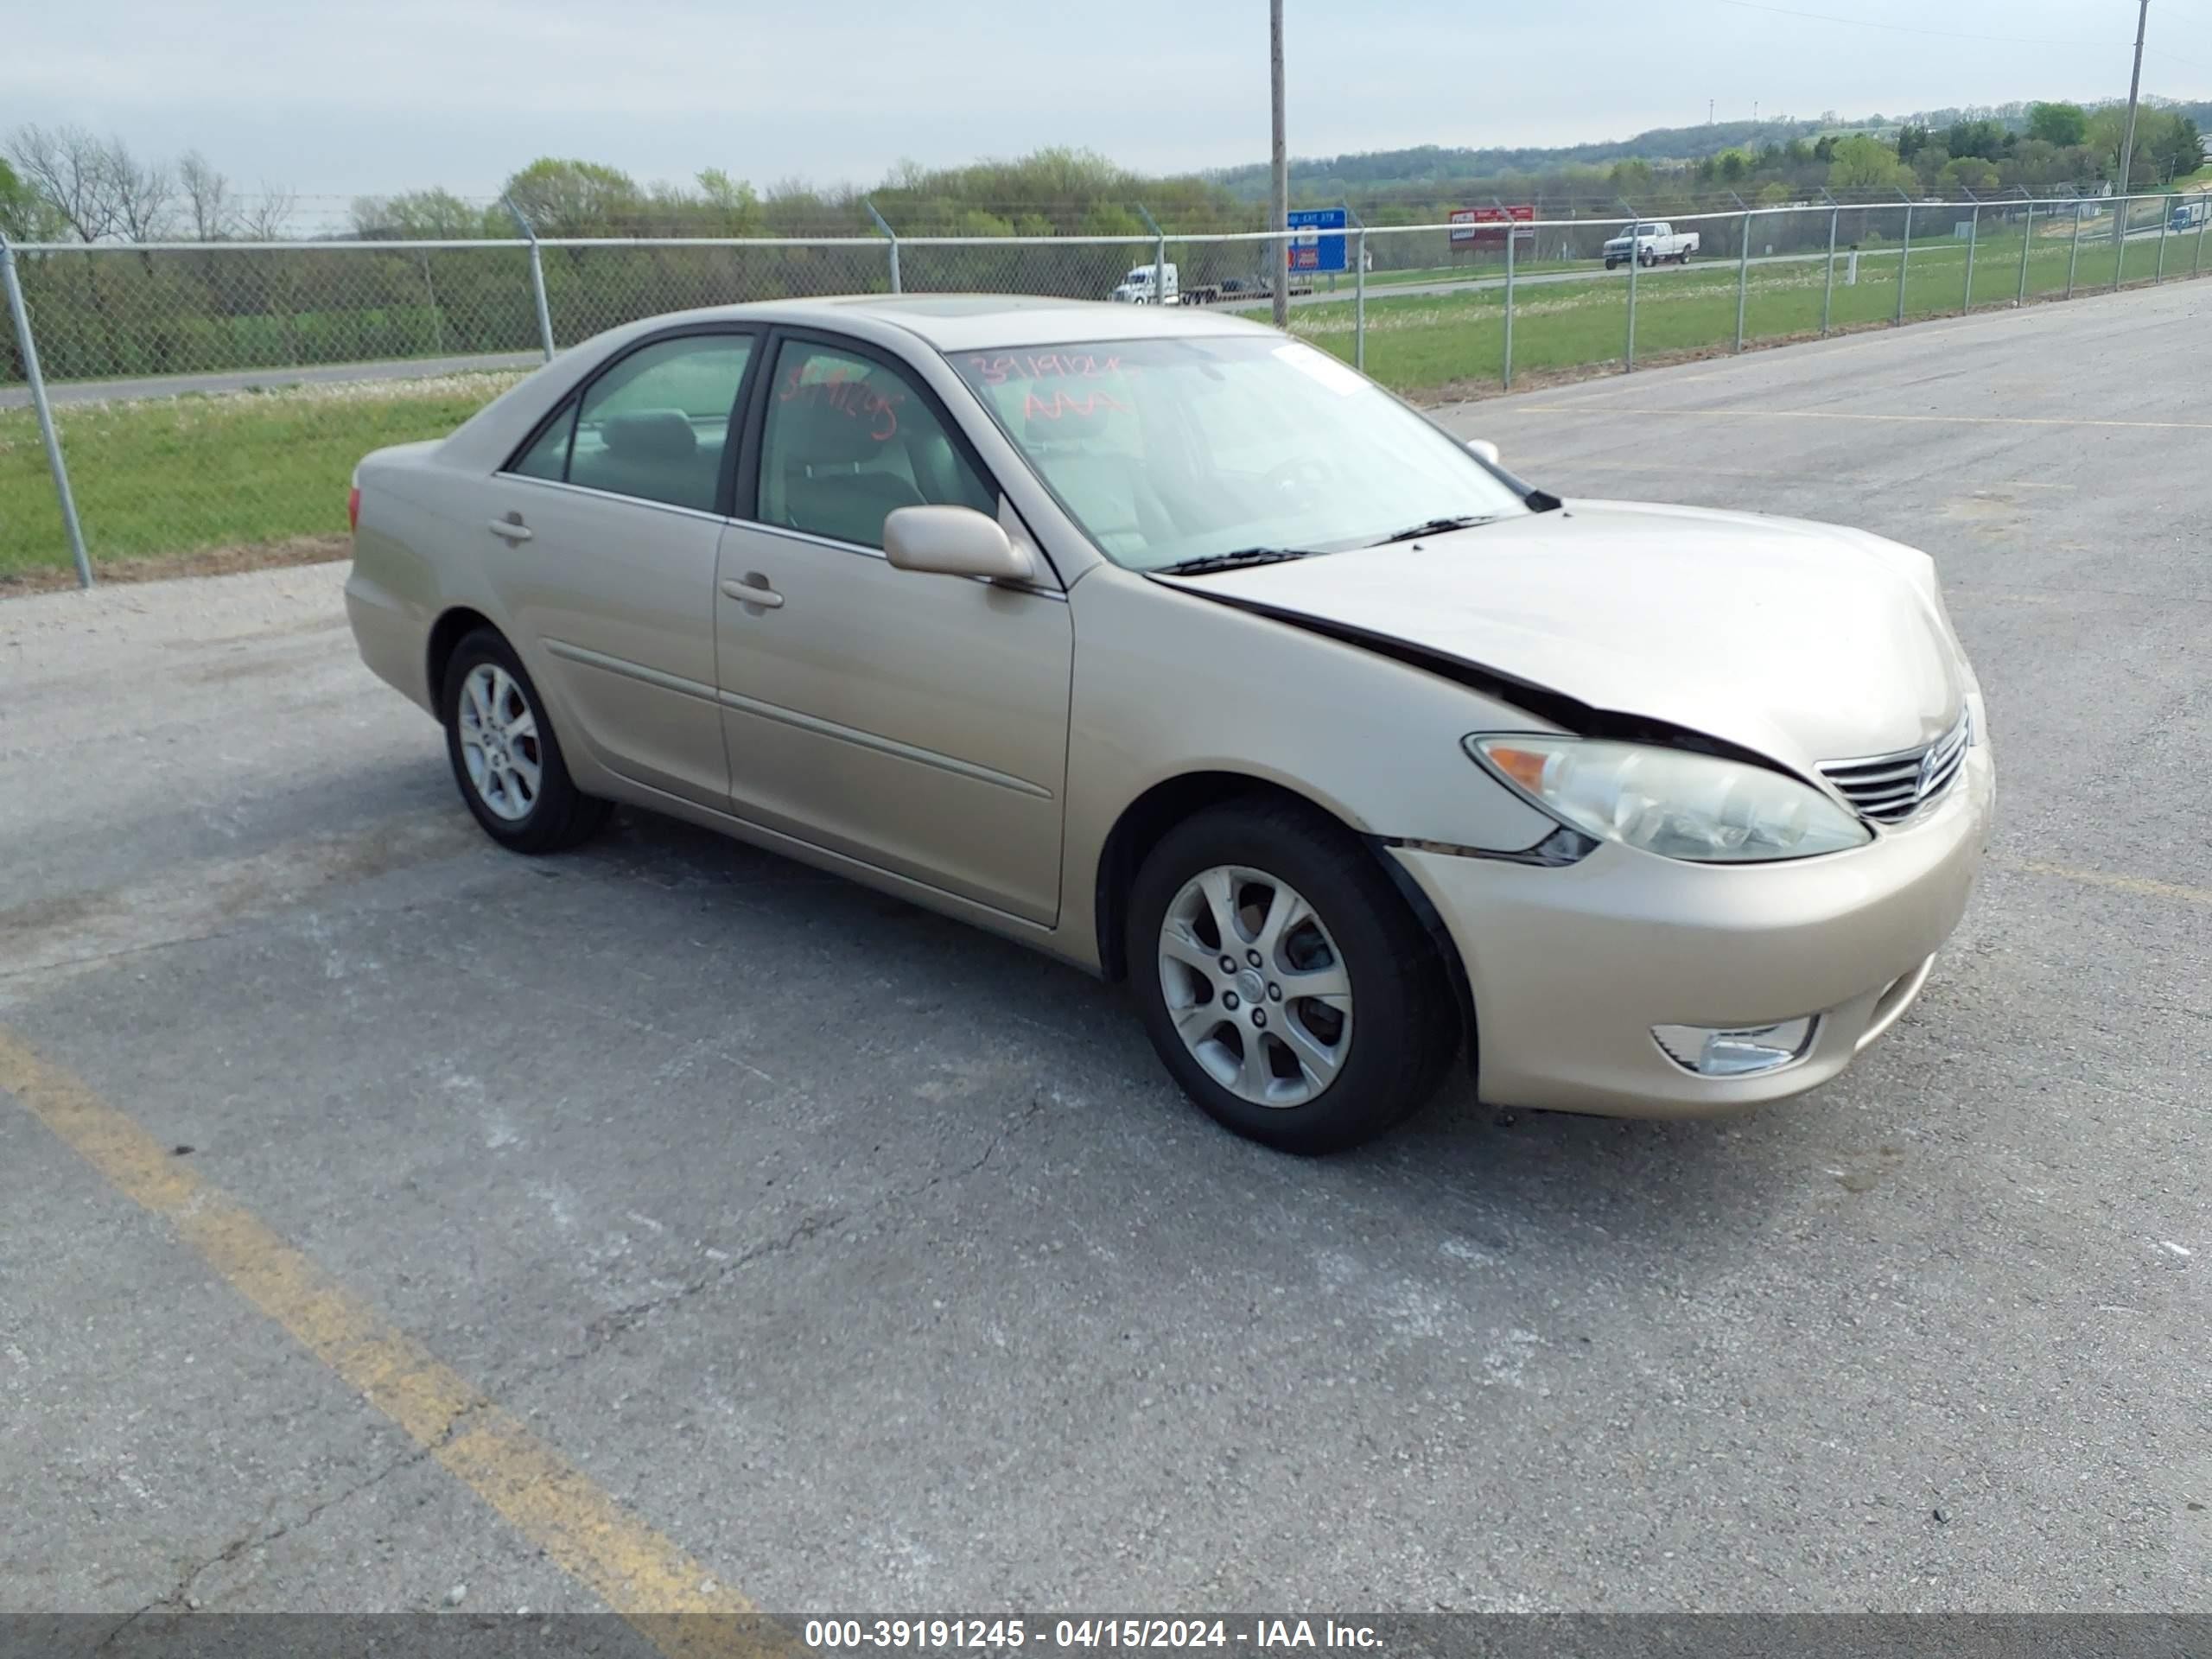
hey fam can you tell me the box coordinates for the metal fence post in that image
[1624,204,1640,372]
[0,234,93,589]
[2197,202,2209,276]
[1353,226,1367,372]
[1821,205,1840,336]
[1896,202,1913,324]
[865,200,900,295]
[1733,210,1751,352]
[2114,195,2129,289]
[2068,203,2083,297]
[1136,205,1168,311]
[502,198,556,362]
[420,251,447,355]
[2156,200,2170,281]
[1502,221,1516,389]
[2016,201,2033,303]
[1961,201,1979,311]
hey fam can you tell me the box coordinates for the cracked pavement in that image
[3,286,2209,1616]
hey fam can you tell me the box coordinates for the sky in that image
[7,0,2209,216]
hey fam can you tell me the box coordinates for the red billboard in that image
[1451,205,1535,245]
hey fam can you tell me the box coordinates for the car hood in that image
[1154,500,1966,773]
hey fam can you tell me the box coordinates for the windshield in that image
[951,335,1528,572]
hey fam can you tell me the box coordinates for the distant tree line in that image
[6,97,2206,255]
[1220,97,2211,213]
[3,101,2206,387]
[1,124,296,243]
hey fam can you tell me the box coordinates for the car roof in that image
[593,295,1279,354]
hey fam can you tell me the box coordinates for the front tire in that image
[442,628,610,854]
[1127,800,1459,1154]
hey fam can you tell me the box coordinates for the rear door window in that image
[557,334,753,512]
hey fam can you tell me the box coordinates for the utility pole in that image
[1708,98,1715,125]
[2117,0,2150,218]
[1271,0,1289,327]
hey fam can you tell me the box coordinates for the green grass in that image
[3,232,2207,584]
[1363,256,1588,287]
[0,372,522,582]
[1290,221,2196,391]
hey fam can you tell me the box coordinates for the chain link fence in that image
[4,191,2208,587]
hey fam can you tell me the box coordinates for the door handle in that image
[721,575,784,609]
[488,517,532,543]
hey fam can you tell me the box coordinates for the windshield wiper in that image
[1368,513,1494,546]
[1153,547,1319,576]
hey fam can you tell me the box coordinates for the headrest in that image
[601,410,697,461]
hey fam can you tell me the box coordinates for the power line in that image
[1711,0,2124,47]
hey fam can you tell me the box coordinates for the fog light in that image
[1652,1017,1817,1077]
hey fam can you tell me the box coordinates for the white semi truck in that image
[1108,264,1318,305]
[1602,221,1700,269]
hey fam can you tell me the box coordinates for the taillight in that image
[347,485,361,533]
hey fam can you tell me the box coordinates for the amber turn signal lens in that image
[1485,745,1550,793]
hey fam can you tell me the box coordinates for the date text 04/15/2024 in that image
[802,1621,1383,1650]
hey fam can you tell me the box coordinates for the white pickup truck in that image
[1603,221,1700,269]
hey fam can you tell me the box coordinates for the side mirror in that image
[884,505,1037,584]
[1466,438,1502,467]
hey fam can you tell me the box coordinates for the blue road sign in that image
[1287,207,1349,273]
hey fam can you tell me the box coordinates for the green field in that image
[3,225,2205,584]
[1293,219,2198,390]
[1362,255,1588,287]
[0,373,524,584]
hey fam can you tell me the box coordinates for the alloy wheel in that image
[457,663,542,823]
[1156,865,1354,1108]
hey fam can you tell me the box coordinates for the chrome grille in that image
[1818,709,1972,824]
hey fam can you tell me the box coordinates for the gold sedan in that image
[346,297,1993,1152]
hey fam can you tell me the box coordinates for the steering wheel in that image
[1260,454,1332,502]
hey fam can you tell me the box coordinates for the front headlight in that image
[1467,734,1872,863]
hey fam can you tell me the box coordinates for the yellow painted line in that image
[1515,404,2212,432]
[0,1027,780,1658]
[2004,861,2212,907]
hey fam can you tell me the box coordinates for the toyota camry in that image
[345,296,1993,1152]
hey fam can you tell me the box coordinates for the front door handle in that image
[488,516,532,543]
[720,575,784,609]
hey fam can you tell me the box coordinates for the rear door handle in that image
[720,575,784,609]
[488,517,532,543]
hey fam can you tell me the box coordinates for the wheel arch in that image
[1095,768,1478,1087]
[426,606,499,708]
[1093,772,1475,1058]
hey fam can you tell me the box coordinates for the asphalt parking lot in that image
[3,280,2206,1624]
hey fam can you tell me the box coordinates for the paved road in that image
[2,281,2207,1622]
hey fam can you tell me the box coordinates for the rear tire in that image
[1127,799,1459,1154]
[442,628,610,855]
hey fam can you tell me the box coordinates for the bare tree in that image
[236,183,296,241]
[107,144,177,241]
[179,149,234,240]
[7,123,120,242]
